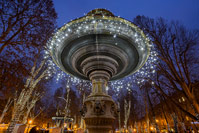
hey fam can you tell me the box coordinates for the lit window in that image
[182,97,185,102]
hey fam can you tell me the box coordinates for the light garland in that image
[44,10,158,94]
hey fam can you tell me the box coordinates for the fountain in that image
[49,9,150,133]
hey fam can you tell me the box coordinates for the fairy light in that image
[44,10,158,95]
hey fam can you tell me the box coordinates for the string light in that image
[44,11,158,94]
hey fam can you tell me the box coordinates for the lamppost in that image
[49,9,150,133]
[27,119,32,133]
[73,124,77,133]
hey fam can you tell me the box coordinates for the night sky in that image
[53,0,199,30]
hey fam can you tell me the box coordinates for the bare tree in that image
[134,16,199,121]
[80,93,85,129]
[0,1,56,130]
[146,89,160,132]
[156,91,171,132]
[118,102,121,133]
[59,86,71,133]
[144,94,150,133]
[7,59,49,133]
[0,0,57,54]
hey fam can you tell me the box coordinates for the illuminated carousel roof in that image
[49,9,150,81]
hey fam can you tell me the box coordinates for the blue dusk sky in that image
[53,0,199,30]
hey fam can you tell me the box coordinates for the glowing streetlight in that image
[73,125,77,133]
[28,120,33,124]
[27,119,33,133]
[73,125,77,129]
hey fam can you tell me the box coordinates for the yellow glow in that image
[156,119,159,122]
[182,97,185,102]
[28,120,33,124]
[73,125,77,129]
[64,123,67,127]
[36,127,39,130]
[134,128,136,131]
[150,127,154,130]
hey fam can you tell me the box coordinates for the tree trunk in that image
[161,105,170,132]
[190,102,199,120]
[0,112,5,124]
[146,90,160,132]
[0,109,7,123]
[167,123,170,133]
[22,108,31,124]
[118,103,121,133]
[135,122,138,133]
[182,83,199,118]
[124,100,131,132]
[144,95,150,133]
[146,118,150,133]
[180,122,186,133]
[6,108,21,133]
[80,93,85,129]
[7,60,47,132]
[153,116,160,133]
[140,124,144,133]
[171,113,178,133]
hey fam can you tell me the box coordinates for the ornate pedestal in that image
[83,94,117,133]
[80,79,117,133]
